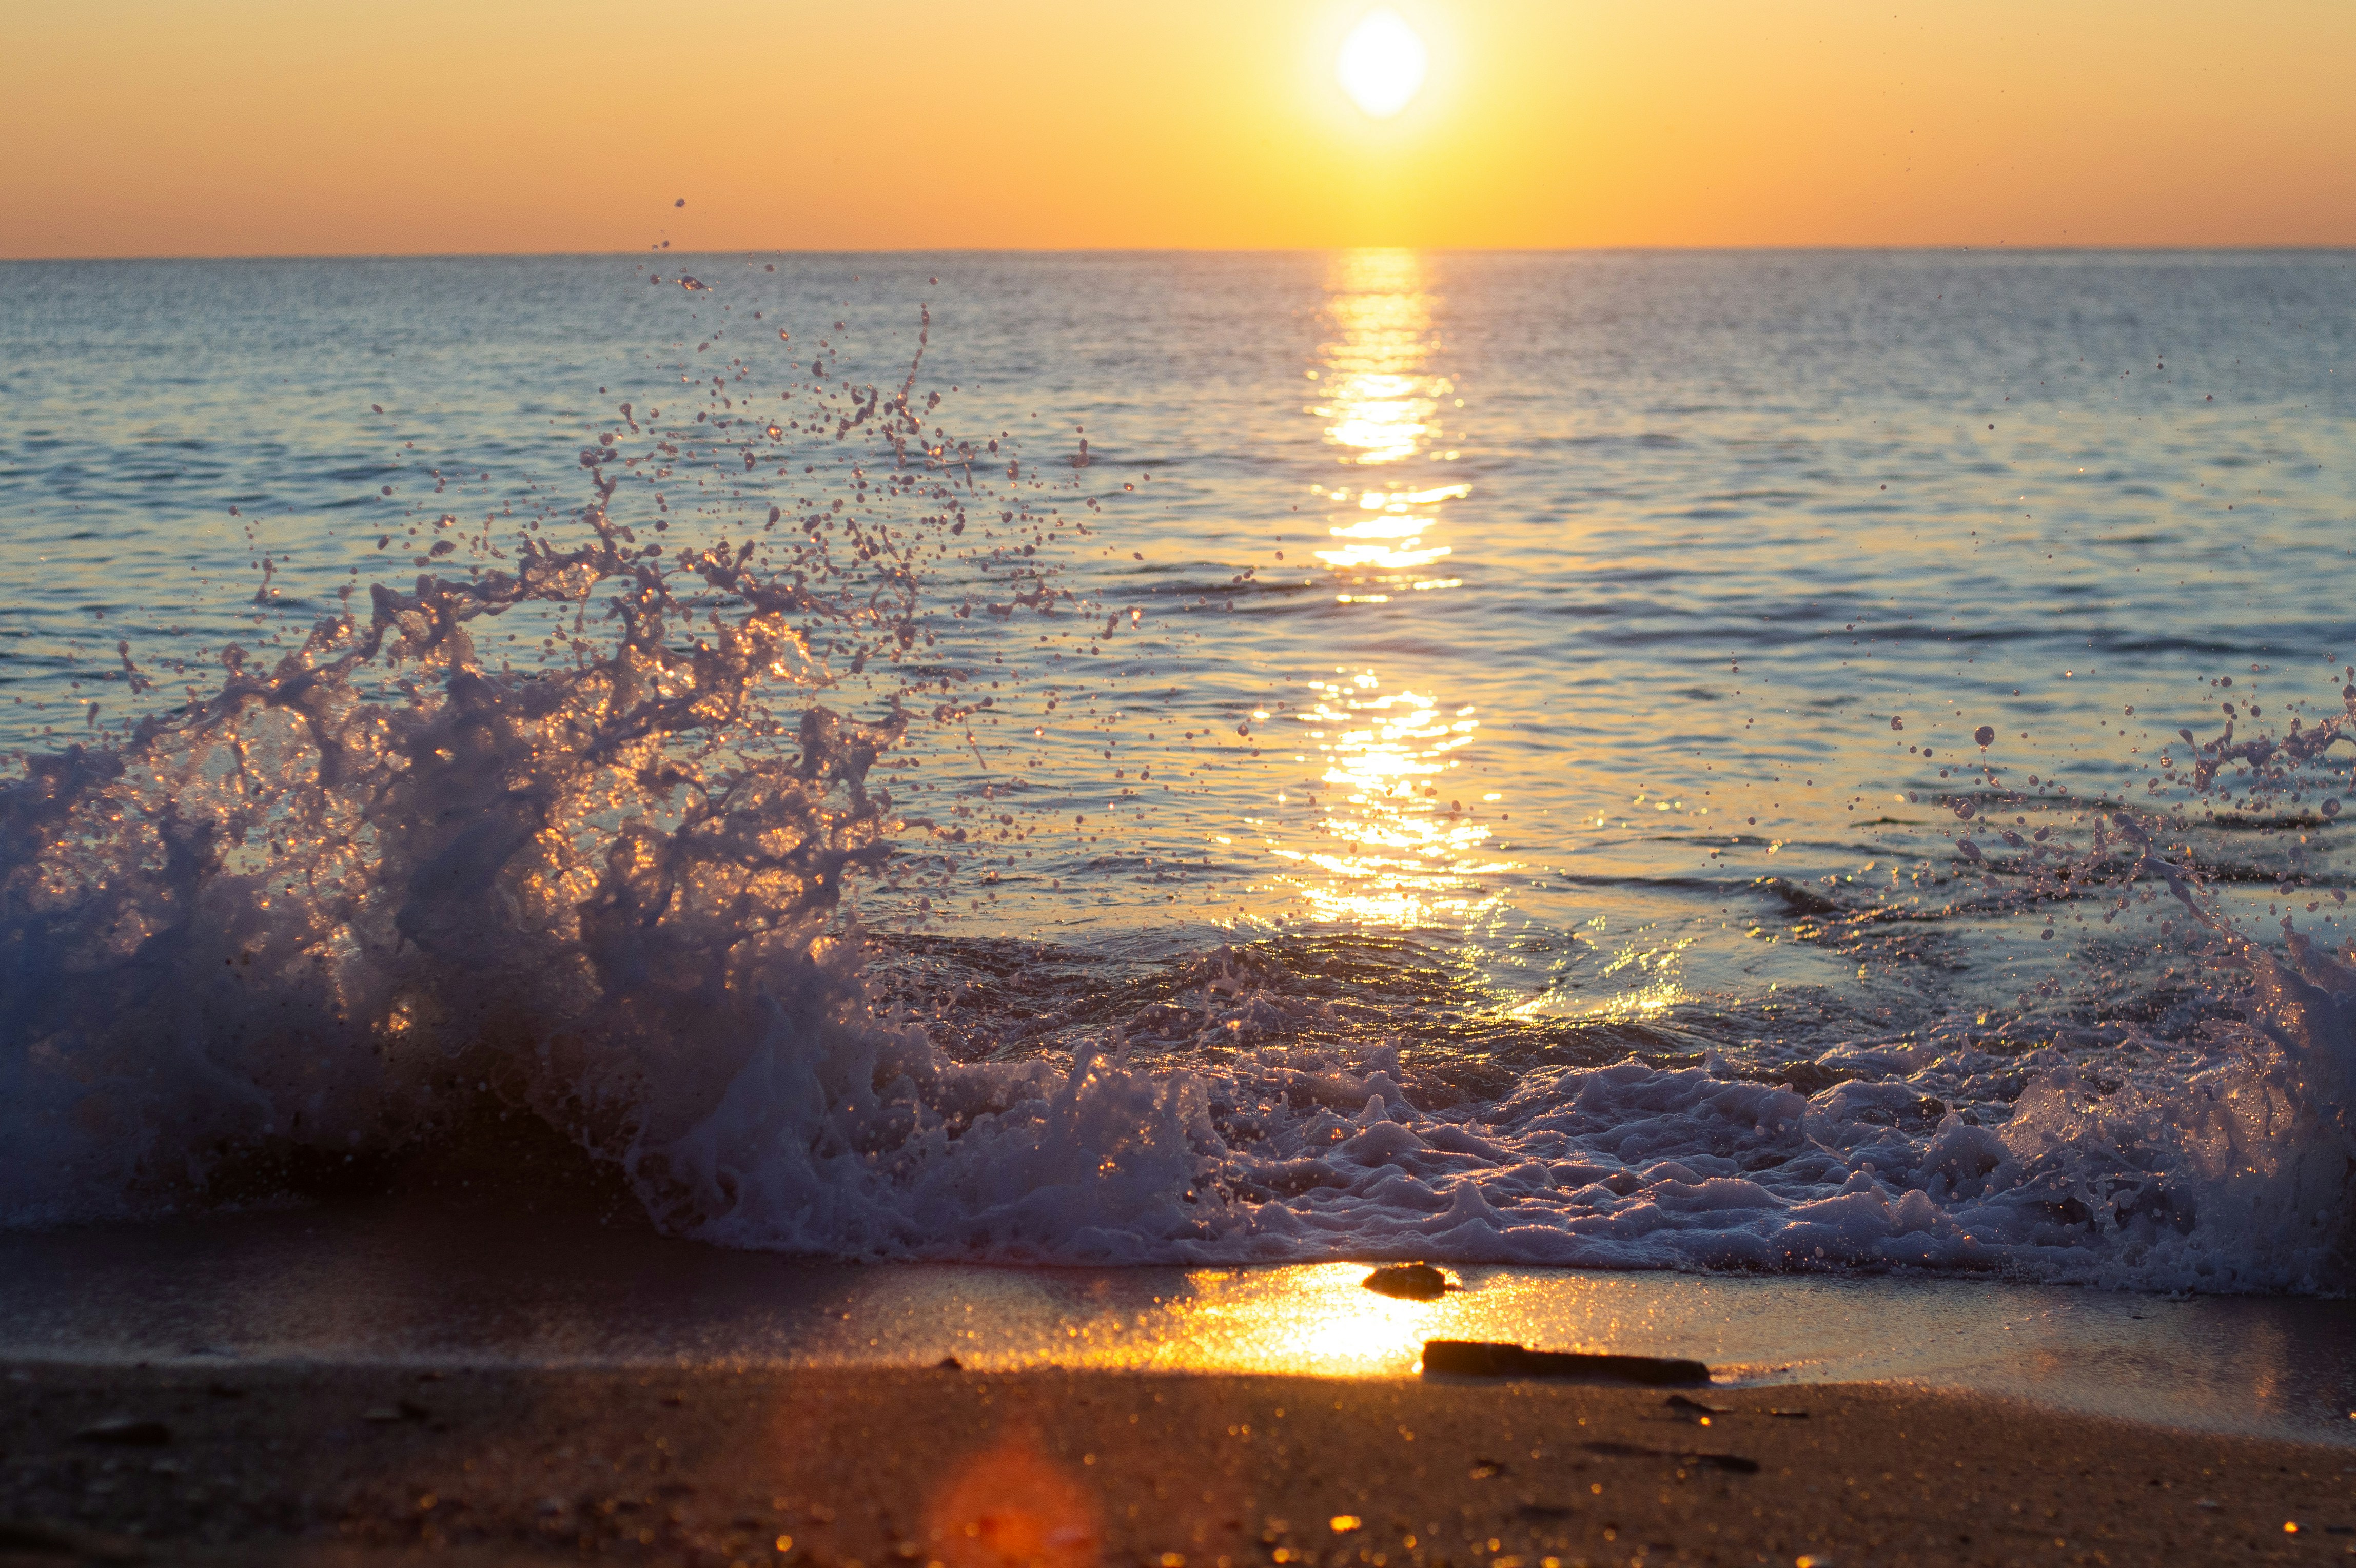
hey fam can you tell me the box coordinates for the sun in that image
[1337,9,1427,120]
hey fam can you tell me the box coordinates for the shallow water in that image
[3,251,2354,1288]
[2,1207,2351,1444]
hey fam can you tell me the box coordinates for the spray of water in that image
[0,286,1110,1228]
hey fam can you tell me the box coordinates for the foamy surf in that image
[643,939,2355,1289]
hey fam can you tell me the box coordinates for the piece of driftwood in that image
[1420,1339,1711,1385]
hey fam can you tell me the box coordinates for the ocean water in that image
[3,250,2354,1291]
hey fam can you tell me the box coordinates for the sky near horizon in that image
[3,1,2351,259]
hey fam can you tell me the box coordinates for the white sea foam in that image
[638,937,2355,1289]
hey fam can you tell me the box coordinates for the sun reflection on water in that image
[1160,1264,1439,1374]
[1268,252,1509,927]
[1003,1264,1669,1377]
[1267,672,1509,925]
[1308,250,1461,587]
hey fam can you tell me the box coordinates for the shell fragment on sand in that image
[1421,1340,1711,1385]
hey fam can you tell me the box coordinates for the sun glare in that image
[1337,9,1427,120]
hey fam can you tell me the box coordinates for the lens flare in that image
[1337,10,1427,119]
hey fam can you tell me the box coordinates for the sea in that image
[4,249,2354,1302]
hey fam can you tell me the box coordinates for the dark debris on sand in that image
[1422,1340,1713,1386]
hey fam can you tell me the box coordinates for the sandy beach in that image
[4,1362,2349,1566]
[10,5,2356,1566]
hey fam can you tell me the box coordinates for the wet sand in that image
[8,1204,2356,1445]
[4,1363,2350,1567]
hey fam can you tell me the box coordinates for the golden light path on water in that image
[1271,673,1509,927]
[1251,251,1691,1024]
[1264,251,1502,929]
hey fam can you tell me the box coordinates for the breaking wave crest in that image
[0,304,1003,1232]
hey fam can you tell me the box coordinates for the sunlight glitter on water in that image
[1262,673,1513,927]
[1311,251,1461,594]
[1275,252,1508,927]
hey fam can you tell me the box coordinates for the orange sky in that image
[4,1,2350,257]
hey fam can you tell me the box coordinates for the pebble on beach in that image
[1361,1263,1454,1301]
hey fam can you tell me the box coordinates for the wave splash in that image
[0,302,1009,1229]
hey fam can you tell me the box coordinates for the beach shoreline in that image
[4,1362,2348,1566]
[9,245,2356,1568]
[9,1202,2356,1448]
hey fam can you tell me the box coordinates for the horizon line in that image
[6,243,2355,265]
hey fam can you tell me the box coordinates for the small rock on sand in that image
[1362,1263,1454,1301]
